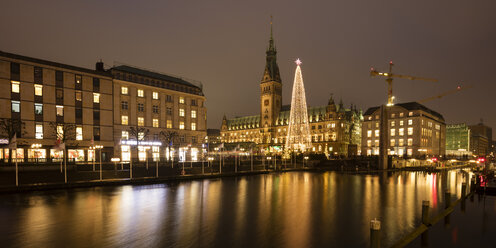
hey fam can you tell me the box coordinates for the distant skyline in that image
[1,0,495,136]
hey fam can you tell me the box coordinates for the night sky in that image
[1,0,495,136]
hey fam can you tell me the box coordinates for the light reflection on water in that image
[0,171,469,248]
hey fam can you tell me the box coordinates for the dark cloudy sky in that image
[1,0,495,137]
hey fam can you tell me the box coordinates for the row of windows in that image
[12,81,102,103]
[120,100,197,117]
[114,72,201,95]
[120,116,197,130]
[121,87,199,105]
[366,138,413,147]
[368,111,415,121]
[11,101,101,120]
[32,124,94,141]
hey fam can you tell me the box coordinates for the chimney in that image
[95,60,104,72]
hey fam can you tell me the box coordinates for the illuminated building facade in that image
[220,26,362,156]
[446,123,472,157]
[0,51,207,164]
[110,65,207,162]
[469,122,492,155]
[0,51,114,162]
[362,102,446,158]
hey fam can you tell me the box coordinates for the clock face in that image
[264,100,269,106]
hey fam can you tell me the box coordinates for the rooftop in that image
[0,50,111,77]
[363,102,444,121]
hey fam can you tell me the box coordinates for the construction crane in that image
[370,61,438,106]
[418,85,473,104]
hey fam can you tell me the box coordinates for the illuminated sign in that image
[120,140,162,146]
[0,139,9,145]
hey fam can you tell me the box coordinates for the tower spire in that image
[262,16,281,83]
[270,15,273,40]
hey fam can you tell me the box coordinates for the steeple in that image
[262,16,281,83]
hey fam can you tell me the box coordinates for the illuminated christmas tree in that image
[285,59,311,152]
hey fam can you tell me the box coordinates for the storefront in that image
[28,148,46,162]
[68,149,85,161]
[50,149,63,162]
[152,146,160,161]
[88,149,96,162]
[191,148,199,162]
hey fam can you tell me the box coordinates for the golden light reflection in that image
[7,170,470,247]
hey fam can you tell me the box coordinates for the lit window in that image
[35,103,43,115]
[391,121,395,127]
[75,75,82,84]
[167,120,172,128]
[138,117,144,126]
[179,121,185,130]
[34,84,43,96]
[121,115,128,125]
[11,81,20,93]
[408,119,413,125]
[191,110,197,118]
[391,129,395,136]
[367,140,371,147]
[76,126,83,140]
[367,130,372,138]
[391,139,396,146]
[35,124,43,139]
[191,123,196,130]
[138,132,145,140]
[399,128,404,136]
[391,113,395,118]
[93,93,100,103]
[57,125,64,139]
[179,108,185,117]
[374,140,379,146]
[409,112,413,116]
[179,97,185,104]
[375,122,379,128]
[407,127,413,135]
[152,92,159,99]
[331,123,335,128]
[137,89,144,97]
[399,113,404,117]
[75,91,82,101]
[153,118,159,127]
[122,131,129,140]
[400,120,404,126]
[407,138,413,146]
[399,139,404,146]
[375,130,379,137]
[11,101,20,113]
[121,86,128,95]
[56,105,64,116]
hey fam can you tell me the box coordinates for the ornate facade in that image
[220,25,362,156]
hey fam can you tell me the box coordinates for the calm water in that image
[0,171,469,248]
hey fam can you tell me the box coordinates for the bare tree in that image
[49,122,77,145]
[0,118,25,164]
[160,130,177,161]
[48,122,77,163]
[129,126,149,163]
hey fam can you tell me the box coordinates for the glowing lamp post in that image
[304,156,309,167]
[111,157,120,171]
[93,145,104,181]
